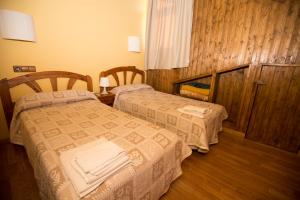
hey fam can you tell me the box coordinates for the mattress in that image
[11,90,191,199]
[112,85,228,152]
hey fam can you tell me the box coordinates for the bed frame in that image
[99,66,145,91]
[0,71,93,126]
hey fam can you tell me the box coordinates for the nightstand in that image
[95,92,115,106]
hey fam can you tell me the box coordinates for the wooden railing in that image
[172,64,250,102]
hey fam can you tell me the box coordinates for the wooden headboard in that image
[0,71,93,126]
[99,66,145,90]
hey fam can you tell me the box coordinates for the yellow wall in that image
[0,0,147,139]
[0,0,146,90]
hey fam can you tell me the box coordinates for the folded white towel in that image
[89,152,129,175]
[71,154,130,184]
[60,138,131,198]
[74,140,126,173]
[177,105,211,118]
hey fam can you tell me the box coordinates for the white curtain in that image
[145,0,194,69]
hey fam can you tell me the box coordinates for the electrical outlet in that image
[13,66,36,72]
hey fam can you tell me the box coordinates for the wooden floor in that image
[0,129,299,200]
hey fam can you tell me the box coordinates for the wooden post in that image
[208,71,217,102]
[0,78,14,126]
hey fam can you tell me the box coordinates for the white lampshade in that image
[128,36,140,52]
[100,77,109,87]
[0,9,36,42]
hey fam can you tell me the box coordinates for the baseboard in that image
[222,127,245,138]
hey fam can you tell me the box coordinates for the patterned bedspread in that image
[113,88,228,152]
[14,92,191,199]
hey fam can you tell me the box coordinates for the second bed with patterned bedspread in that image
[112,84,228,153]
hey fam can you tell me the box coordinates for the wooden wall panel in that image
[182,0,300,77]
[246,65,300,152]
[147,69,179,93]
[282,67,300,150]
[215,69,247,128]
[147,0,300,89]
[146,0,300,130]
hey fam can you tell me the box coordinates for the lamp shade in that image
[0,9,36,42]
[128,36,140,52]
[100,77,109,87]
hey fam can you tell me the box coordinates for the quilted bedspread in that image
[113,89,228,152]
[13,91,191,200]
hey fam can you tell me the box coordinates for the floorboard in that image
[0,129,299,200]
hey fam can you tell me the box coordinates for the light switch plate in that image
[13,66,36,72]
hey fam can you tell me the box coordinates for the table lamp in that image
[100,77,109,95]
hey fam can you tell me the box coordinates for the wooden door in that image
[246,65,300,152]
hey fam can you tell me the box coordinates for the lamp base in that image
[101,87,108,95]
